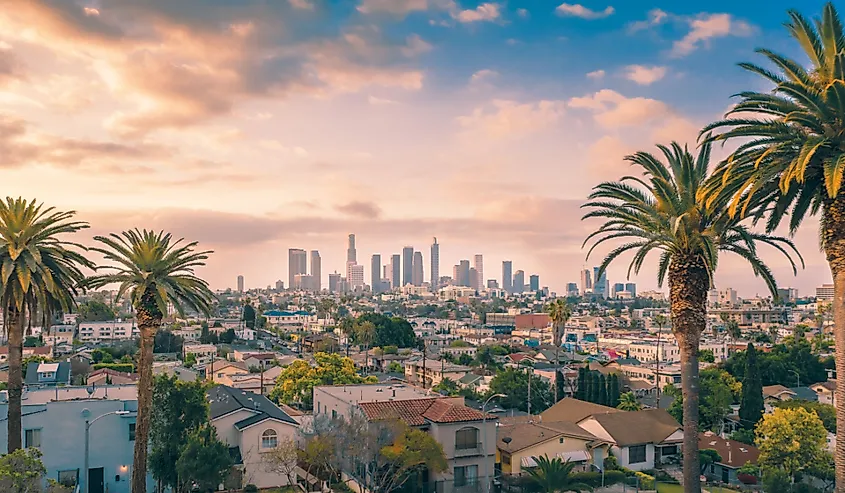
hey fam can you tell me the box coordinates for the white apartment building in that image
[44,325,75,346]
[78,321,138,343]
[183,344,217,364]
[347,263,364,289]
[173,327,201,343]
[817,284,834,302]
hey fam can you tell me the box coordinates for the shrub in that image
[603,455,620,470]
[632,471,654,489]
[653,470,678,484]
[243,484,259,493]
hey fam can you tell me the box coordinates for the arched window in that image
[261,429,278,449]
[455,427,479,450]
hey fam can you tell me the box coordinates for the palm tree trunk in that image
[821,198,845,491]
[669,257,708,493]
[132,308,160,493]
[6,304,24,452]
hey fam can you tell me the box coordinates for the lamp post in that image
[482,393,506,493]
[790,369,800,388]
[82,409,130,493]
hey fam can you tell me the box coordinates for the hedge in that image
[570,470,626,487]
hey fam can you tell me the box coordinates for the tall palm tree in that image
[545,299,572,402]
[85,230,215,493]
[582,141,801,492]
[355,320,376,375]
[617,392,641,411]
[523,456,591,493]
[699,4,845,482]
[0,198,92,451]
[652,313,667,407]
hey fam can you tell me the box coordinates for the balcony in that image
[453,443,483,458]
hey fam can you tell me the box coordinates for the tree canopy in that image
[723,338,828,387]
[270,352,376,409]
[349,313,417,348]
[489,368,552,413]
[78,300,116,322]
[756,407,828,480]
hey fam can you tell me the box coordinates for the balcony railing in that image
[453,443,483,457]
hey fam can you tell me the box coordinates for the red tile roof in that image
[358,398,490,425]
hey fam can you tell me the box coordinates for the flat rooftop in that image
[314,383,434,404]
[5,385,139,405]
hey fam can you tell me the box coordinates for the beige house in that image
[209,385,300,490]
[403,358,471,388]
[812,380,836,407]
[206,360,248,386]
[497,420,608,475]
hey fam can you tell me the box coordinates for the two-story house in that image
[25,362,71,387]
[209,385,300,490]
[497,420,610,476]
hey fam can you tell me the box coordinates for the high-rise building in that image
[469,268,479,290]
[371,254,382,293]
[612,283,624,298]
[592,267,608,298]
[310,250,321,292]
[294,274,314,290]
[430,238,440,289]
[487,279,499,289]
[566,283,579,296]
[391,254,401,289]
[625,283,637,297]
[275,280,284,292]
[580,269,592,295]
[402,247,414,287]
[348,264,364,289]
[513,270,525,294]
[412,251,424,286]
[347,234,357,264]
[456,260,470,287]
[329,272,342,293]
[529,275,539,292]
[502,261,513,293]
[473,255,484,291]
[237,275,244,293]
[288,248,307,290]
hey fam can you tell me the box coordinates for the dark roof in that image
[699,431,760,468]
[24,362,71,386]
[788,387,819,401]
[358,397,491,426]
[497,420,599,452]
[586,409,681,447]
[207,385,298,429]
[540,398,620,423]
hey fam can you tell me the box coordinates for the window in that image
[261,429,278,449]
[455,427,479,450]
[501,452,511,466]
[25,429,42,449]
[58,470,78,487]
[454,465,478,487]
[332,410,337,420]
[129,423,136,441]
[628,444,647,464]
[661,445,678,456]
[559,437,565,444]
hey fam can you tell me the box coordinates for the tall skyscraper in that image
[430,238,440,289]
[329,272,341,293]
[347,234,357,263]
[288,248,307,290]
[513,270,525,294]
[391,254,401,289]
[310,250,321,292]
[412,251,424,286]
[348,264,364,289]
[487,279,500,289]
[625,283,637,297]
[502,261,513,293]
[566,282,579,296]
[473,254,484,291]
[371,254,382,293]
[402,247,413,287]
[529,274,539,292]
[580,269,592,295]
[275,280,284,292]
[237,275,244,293]
[457,260,470,287]
[469,268,479,290]
[612,282,624,298]
[593,267,608,298]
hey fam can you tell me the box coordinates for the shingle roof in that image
[699,431,760,468]
[207,385,297,429]
[540,398,620,423]
[357,397,490,425]
[762,384,795,399]
[497,420,599,453]
[585,408,681,447]
[24,362,71,386]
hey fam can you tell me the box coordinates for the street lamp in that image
[789,369,800,388]
[82,409,131,493]
[482,393,506,493]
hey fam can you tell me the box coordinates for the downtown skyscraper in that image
[502,260,513,293]
[237,275,244,293]
[402,246,413,287]
[371,254,382,293]
[310,250,321,291]
[288,248,307,289]
[347,234,357,263]
[430,238,440,288]
[473,254,484,290]
[412,251,424,286]
[391,254,401,289]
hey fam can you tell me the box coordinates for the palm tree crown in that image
[523,456,590,493]
[617,392,641,411]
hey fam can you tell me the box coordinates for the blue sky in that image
[0,0,834,295]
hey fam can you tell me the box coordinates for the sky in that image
[0,0,835,297]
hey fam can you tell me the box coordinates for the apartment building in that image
[78,321,138,343]
[404,358,472,388]
[182,344,217,365]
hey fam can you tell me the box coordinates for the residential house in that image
[404,358,471,388]
[78,320,138,343]
[229,366,282,395]
[209,385,300,490]
[699,431,760,484]
[152,361,202,382]
[440,345,478,359]
[236,327,256,341]
[762,385,796,411]
[207,360,249,386]
[183,344,217,365]
[24,362,71,387]
[497,420,608,476]
[243,353,277,370]
[812,380,836,407]
[88,368,138,386]
[45,325,76,346]
[0,345,54,363]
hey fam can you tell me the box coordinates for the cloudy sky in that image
[0,0,834,296]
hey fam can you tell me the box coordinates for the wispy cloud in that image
[627,8,668,32]
[455,2,501,23]
[458,99,566,138]
[671,13,754,57]
[586,69,606,80]
[555,3,614,19]
[623,65,667,85]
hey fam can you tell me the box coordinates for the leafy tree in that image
[22,337,42,348]
[387,361,403,374]
[154,330,184,354]
[524,456,591,493]
[475,345,499,370]
[349,313,416,348]
[78,300,116,322]
[739,343,764,431]
[457,354,473,366]
[184,353,197,368]
[175,424,233,492]
[489,368,552,413]
[667,368,735,431]
[607,373,620,407]
[756,407,827,480]
[432,378,460,397]
[701,3,845,483]
[449,340,469,347]
[0,448,46,492]
[588,372,600,404]
[150,375,210,492]
[723,338,827,387]
[617,392,641,411]
[774,400,836,433]
[242,304,256,329]
[730,429,756,446]
[261,437,299,487]
[698,349,715,363]
[699,449,722,474]
[598,374,608,406]
[218,328,236,344]
[92,363,134,373]
[270,352,375,409]
[85,229,215,493]
[582,141,800,491]
[576,367,587,401]
[0,199,93,452]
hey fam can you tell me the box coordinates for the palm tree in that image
[582,140,801,492]
[545,299,572,402]
[617,392,641,411]
[699,4,845,482]
[355,320,376,375]
[85,230,215,493]
[0,198,93,451]
[653,313,667,407]
[523,456,591,493]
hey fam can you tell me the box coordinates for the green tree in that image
[350,313,416,348]
[432,378,460,397]
[457,354,473,366]
[698,349,715,363]
[524,456,591,493]
[583,142,799,493]
[150,375,209,492]
[699,449,722,474]
[0,448,46,492]
[218,328,236,344]
[723,338,828,387]
[387,361,403,374]
[576,367,587,400]
[774,399,837,433]
[617,392,641,411]
[757,407,828,481]
[0,198,93,452]
[175,424,233,492]
[729,429,756,446]
[739,343,764,431]
[588,372,600,404]
[598,374,608,406]
[242,303,256,329]
[270,352,374,409]
[154,330,184,354]
[184,353,197,368]
[78,300,116,322]
[545,299,572,402]
[607,373,620,408]
[667,368,735,432]
[489,368,552,413]
[85,230,215,493]
[701,3,845,483]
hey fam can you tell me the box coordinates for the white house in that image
[78,321,138,342]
